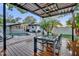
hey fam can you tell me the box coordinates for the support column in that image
[71,11,76,56]
[3,3,6,56]
[34,37,37,56]
[72,11,75,41]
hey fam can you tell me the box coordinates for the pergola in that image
[3,3,77,56]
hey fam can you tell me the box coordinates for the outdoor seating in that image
[34,34,62,56]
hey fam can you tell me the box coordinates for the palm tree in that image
[74,13,79,35]
[40,17,62,35]
[66,13,79,35]
[75,13,79,28]
[66,18,72,27]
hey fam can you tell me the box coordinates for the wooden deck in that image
[6,39,33,56]
[0,34,71,56]
[0,33,35,56]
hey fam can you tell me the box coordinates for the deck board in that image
[7,46,17,56]
[13,42,29,56]
[6,38,33,56]
[11,45,23,56]
[6,47,12,56]
[6,47,15,56]
[18,41,33,55]
[17,42,32,56]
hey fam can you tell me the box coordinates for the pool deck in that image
[0,33,71,56]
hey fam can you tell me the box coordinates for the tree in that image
[6,15,17,23]
[40,17,62,34]
[0,17,3,24]
[6,14,22,23]
[74,13,79,35]
[15,17,21,23]
[66,13,79,28]
[0,14,3,24]
[75,13,79,28]
[66,19,72,27]
[23,16,36,24]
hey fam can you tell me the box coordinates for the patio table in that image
[34,35,60,56]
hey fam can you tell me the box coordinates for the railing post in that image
[3,3,6,56]
[34,37,37,56]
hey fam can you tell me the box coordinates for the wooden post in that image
[34,37,37,56]
[3,3,6,56]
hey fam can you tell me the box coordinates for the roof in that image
[28,23,40,26]
[12,3,77,18]
[0,23,27,26]
[6,23,22,26]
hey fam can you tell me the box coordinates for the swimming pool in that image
[8,32,30,36]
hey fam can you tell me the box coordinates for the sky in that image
[0,4,73,26]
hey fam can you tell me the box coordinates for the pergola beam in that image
[11,3,42,18]
[34,3,51,16]
[11,3,77,18]
[33,3,55,11]
[56,3,59,9]
[41,3,77,16]
[42,10,74,18]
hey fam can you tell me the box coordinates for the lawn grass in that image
[62,34,72,38]
[62,34,72,40]
[62,34,79,41]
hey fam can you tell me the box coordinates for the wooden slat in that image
[6,40,33,56]
[9,45,22,56]
[11,44,25,56]
[19,42,33,55]
[7,46,16,56]
[13,42,29,56]
[6,48,11,56]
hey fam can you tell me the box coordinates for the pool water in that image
[8,32,30,36]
